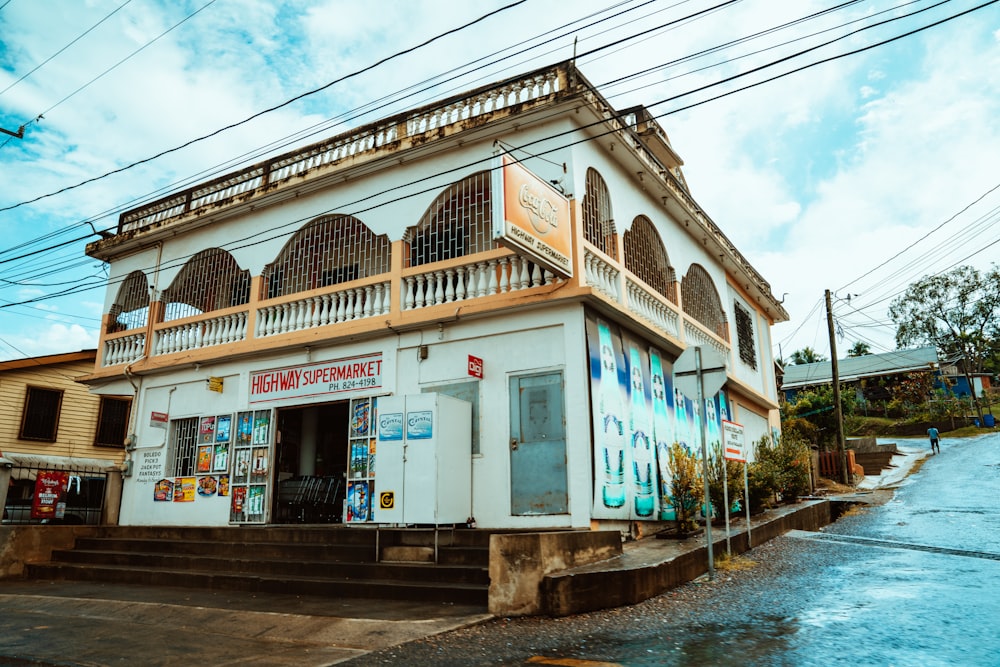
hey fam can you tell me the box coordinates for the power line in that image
[0,0,135,99]
[0,0,530,211]
[0,0,901,263]
[3,0,992,312]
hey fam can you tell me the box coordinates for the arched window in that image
[107,271,149,333]
[623,215,676,302]
[405,171,494,267]
[582,168,617,259]
[681,264,727,339]
[161,249,250,321]
[262,215,390,300]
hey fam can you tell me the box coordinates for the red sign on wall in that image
[32,471,69,519]
[468,355,483,379]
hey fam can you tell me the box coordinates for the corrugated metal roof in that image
[781,346,939,389]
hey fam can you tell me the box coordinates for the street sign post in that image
[673,345,728,580]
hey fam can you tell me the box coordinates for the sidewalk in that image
[0,580,491,666]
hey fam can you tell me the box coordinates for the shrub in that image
[707,441,744,519]
[667,442,701,534]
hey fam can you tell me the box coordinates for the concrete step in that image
[25,526,493,606]
[47,549,490,585]
[25,562,489,605]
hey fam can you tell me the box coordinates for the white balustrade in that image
[626,279,680,339]
[102,334,146,367]
[683,320,729,357]
[255,282,391,338]
[401,256,560,311]
[153,312,248,356]
[584,249,621,302]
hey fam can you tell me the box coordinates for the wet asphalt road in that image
[343,432,1000,667]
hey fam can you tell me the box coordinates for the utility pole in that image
[0,125,25,139]
[825,289,849,485]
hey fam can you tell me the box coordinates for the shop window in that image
[734,301,757,370]
[94,397,131,448]
[167,417,200,476]
[19,386,64,441]
[422,381,480,455]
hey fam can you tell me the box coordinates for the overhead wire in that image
[2,0,992,312]
[0,0,135,98]
[0,0,531,211]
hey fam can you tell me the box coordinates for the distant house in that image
[0,350,127,524]
[937,357,993,399]
[781,346,940,403]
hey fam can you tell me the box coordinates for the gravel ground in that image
[341,522,877,667]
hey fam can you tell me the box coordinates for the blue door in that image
[509,372,567,515]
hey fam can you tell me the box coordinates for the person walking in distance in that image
[927,425,940,454]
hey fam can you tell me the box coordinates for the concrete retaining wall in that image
[0,526,101,579]
[541,500,832,617]
[488,530,622,616]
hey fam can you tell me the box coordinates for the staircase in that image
[24,525,491,606]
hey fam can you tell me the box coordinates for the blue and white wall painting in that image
[586,314,729,521]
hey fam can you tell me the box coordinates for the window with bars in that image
[161,248,250,322]
[94,397,131,448]
[262,215,390,299]
[405,171,495,267]
[582,168,617,259]
[107,271,150,333]
[19,386,63,441]
[623,215,676,302]
[681,264,728,339]
[734,301,758,369]
[168,417,200,476]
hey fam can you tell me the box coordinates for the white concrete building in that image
[83,62,788,531]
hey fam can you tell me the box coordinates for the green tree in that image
[847,341,871,357]
[782,385,855,450]
[667,443,701,535]
[888,265,1000,423]
[789,347,828,365]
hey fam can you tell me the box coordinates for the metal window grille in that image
[19,386,63,441]
[95,397,131,448]
[262,215,390,299]
[624,215,676,302]
[681,264,728,339]
[168,417,200,477]
[405,171,495,267]
[2,465,108,525]
[734,301,758,369]
[161,248,250,322]
[582,168,617,259]
[107,271,150,333]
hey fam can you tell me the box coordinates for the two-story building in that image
[82,62,788,532]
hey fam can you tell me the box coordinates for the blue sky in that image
[1,0,998,363]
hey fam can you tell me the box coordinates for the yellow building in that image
[0,350,127,524]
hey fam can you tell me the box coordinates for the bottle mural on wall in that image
[597,321,626,509]
[649,348,676,521]
[674,386,693,455]
[628,344,655,518]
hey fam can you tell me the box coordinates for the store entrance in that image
[272,402,349,523]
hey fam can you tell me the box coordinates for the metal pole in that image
[825,289,849,485]
[743,462,751,548]
[696,347,714,580]
[723,459,731,556]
